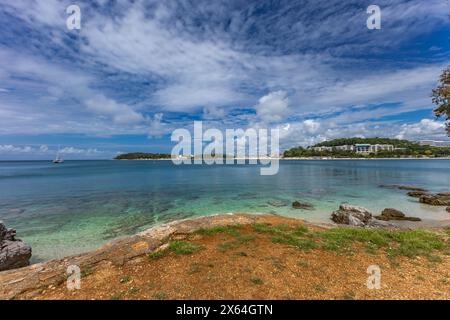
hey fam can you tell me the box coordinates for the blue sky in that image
[0,0,449,159]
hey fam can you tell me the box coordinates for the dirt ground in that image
[18,216,450,300]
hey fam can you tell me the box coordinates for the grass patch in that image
[272,234,317,251]
[252,223,292,235]
[254,223,449,260]
[169,241,202,255]
[316,228,449,259]
[250,277,264,285]
[154,292,167,300]
[149,250,168,260]
[196,224,243,237]
[217,241,236,252]
[110,292,124,300]
[314,284,327,293]
[128,287,140,294]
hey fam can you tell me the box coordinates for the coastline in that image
[1,213,449,300]
[114,157,450,161]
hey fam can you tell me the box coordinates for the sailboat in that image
[53,146,64,164]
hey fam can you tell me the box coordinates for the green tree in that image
[432,67,450,135]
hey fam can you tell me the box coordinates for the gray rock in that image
[375,208,421,222]
[419,193,450,206]
[331,204,372,227]
[0,222,32,272]
[292,201,314,210]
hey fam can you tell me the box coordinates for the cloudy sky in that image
[0,0,449,159]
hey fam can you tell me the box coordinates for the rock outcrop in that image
[0,222,32,272]
[331,204,372,227]
[419,193,450,206]
[375,208,421,221]
[292,201,314,210]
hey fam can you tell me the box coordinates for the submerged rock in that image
[379,184,428,192]
[268,199,289,207]
[292,201,314,210]
[419,193,450,206]
[407,191,429,198]
[375,208,421,222]
[331,204,372,227]
[0,221,32,272]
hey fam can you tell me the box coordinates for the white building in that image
[418,140,450,147]
[313,146,333,152]
[334,145,354,151]
[354,144,394,154]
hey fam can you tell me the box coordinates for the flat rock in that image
[419,193,450,206]
[379,185,428,192]
[375,208,421,222]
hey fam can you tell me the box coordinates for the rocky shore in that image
[0,222,31,272]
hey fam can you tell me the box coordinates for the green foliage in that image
[115,152,171,160]
[283,137,450,158]
[250,277,264,285]
[148,250,168,260]
[251,223,449,259]
[196,224,243,237]
[169,241,202,255]
[432,67,450,134]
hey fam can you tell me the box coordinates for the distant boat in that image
[53,146,64,164]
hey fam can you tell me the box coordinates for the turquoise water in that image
[0,160,449,262]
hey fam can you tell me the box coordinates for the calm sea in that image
[0,160,449,262]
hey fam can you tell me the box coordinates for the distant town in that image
[283,138,450,158]
[114,138,450,160]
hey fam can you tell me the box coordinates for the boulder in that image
[292,201,314,210]
[446,207,450,213]
[0,222,32,272]
[331,204,372,227]
[375,208,421,222]
[419,193,450,206]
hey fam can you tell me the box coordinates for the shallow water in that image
[0,160,449,262]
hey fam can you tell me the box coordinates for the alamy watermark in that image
[367,5,381,30]
[66,264,81,291]
[366,264,381,289]
[171,121,280,176]
[66,4,81,30]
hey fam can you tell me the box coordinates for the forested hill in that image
[314,138,414,147]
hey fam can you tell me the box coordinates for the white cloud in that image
[396,119,446,140]
[255,91,291,123]
[60,147,100,155]
[85,94,144,125]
